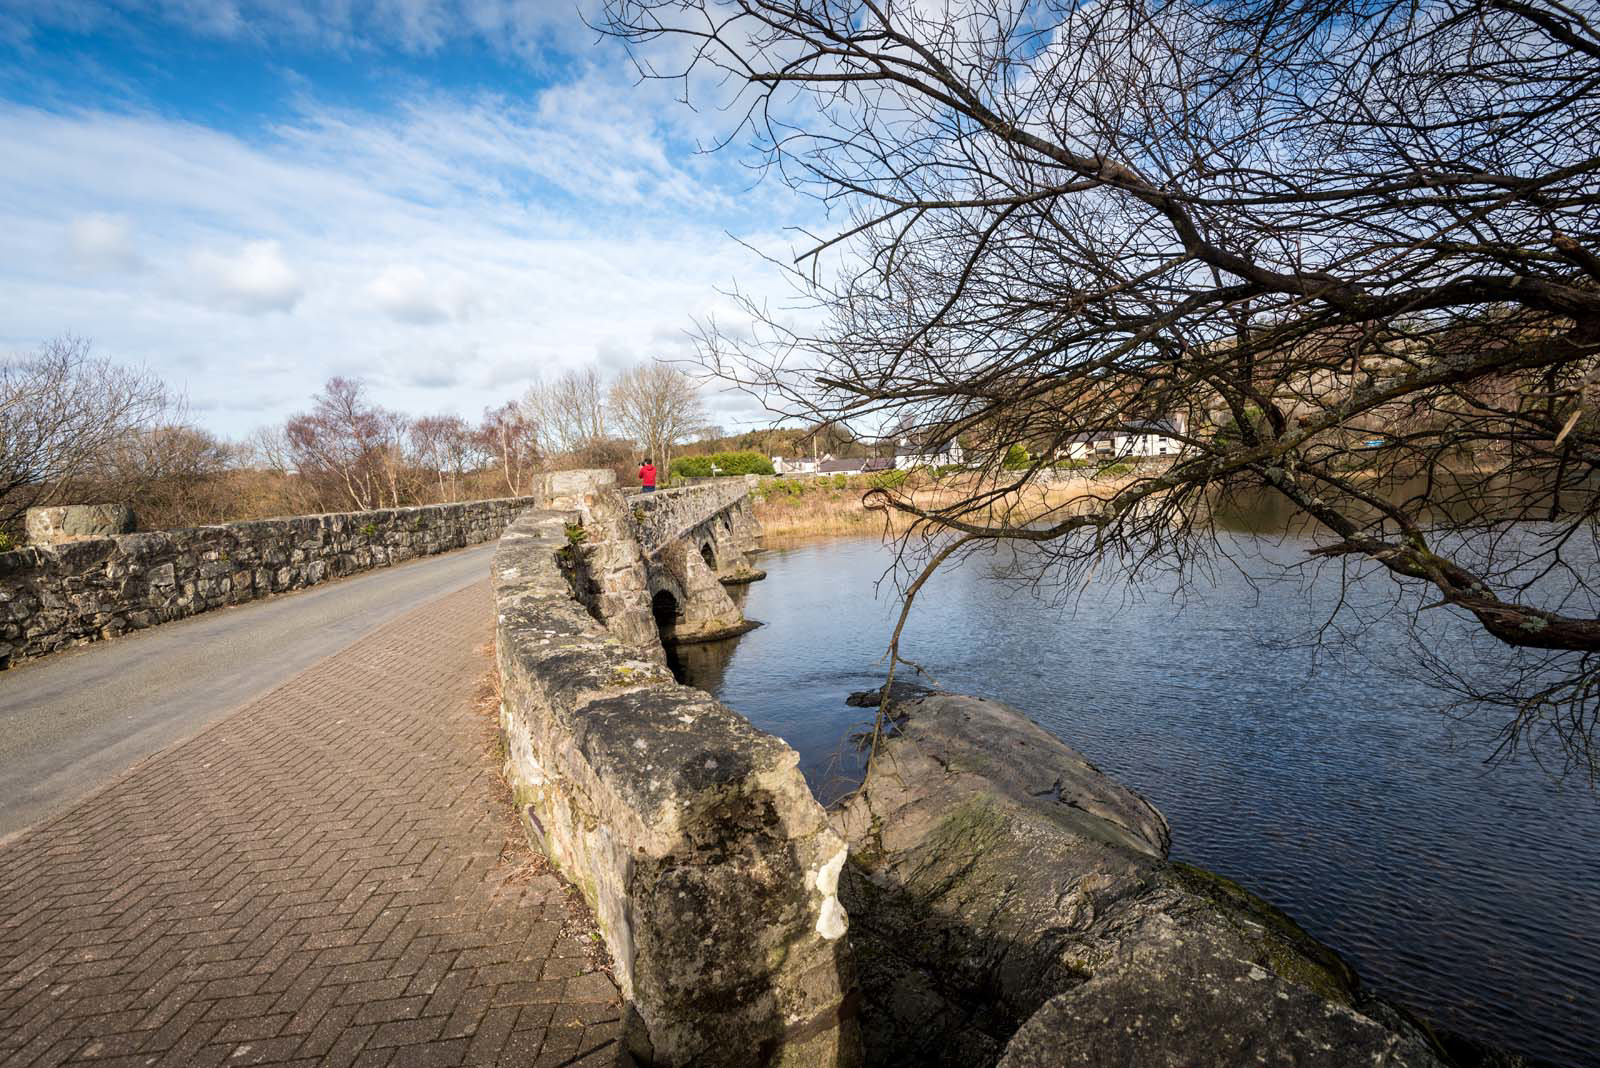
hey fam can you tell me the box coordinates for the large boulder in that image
[832,692,1453,1068]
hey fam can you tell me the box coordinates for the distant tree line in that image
[0,335,722,540]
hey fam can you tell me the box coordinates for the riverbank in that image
[675,536,1597,1068]
[750,469,1138,542]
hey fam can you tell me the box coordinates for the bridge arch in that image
[700,541,717,571]
[651,589,681,638]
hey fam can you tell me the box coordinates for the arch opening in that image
[651,589,681,637]
[700,542,717,571]
[651,587,688,680]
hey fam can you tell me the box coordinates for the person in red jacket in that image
[638,458,657,492]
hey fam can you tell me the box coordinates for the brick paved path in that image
[0,582,621,1068]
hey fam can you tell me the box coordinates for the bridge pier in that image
[651,538,757,643]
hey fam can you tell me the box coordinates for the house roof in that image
[861,457,895,472]
[818,458,866,473]
[1121,419,1179,436]
[1067,420,1178,442]
[895,441,955,456]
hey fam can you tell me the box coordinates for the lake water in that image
[674,535,1600,1068]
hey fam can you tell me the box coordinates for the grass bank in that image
[750,469,1140,543]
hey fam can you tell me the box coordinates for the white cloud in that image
[365,263,464,324]
[188,239,305,315]
[68,212,143,272]
[0,89,810,436]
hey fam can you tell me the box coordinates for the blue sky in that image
[0,1,809,437]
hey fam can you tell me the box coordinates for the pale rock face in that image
[814,848,850,940]
[833,691,1452,1068]
[24,503,134,544]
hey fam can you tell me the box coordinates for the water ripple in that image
[680,537,1600,1068]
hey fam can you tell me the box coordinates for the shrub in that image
[671,456,712,478]
[1002,444,1030,470]
[869,468,909,489]
[670,450,775,478]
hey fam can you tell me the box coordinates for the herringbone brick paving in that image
[0,581,620,1067]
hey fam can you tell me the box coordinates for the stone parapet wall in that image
[492,507,860,1067]
[0,496,538,669]
[628,481,759,554]
[566,486,663,656]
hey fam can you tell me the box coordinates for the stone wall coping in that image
[493,501,858,1066]
[493,509,818,839]
[3,495,540,563]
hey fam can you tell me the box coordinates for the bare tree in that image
[609,362,708,478]
[0,335,171,531]
[234,426,320,517]
[410,415,478,503]
[284,377,402,512]
[89,424,237,530]
[478,402,540,497]
[603,1,1600,776]
[524,368,609,459]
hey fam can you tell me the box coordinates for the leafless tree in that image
[602,0,1600,777]
[0,335,172,531]
[478,402,540,497]
[410,415,480,502]
[609,362,709,477]
[284,377,407,512]
[524,368,609,459]
[88,424,238,530]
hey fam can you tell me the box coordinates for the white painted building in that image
[1061,416,1187,461]
[771,456,819,475]
[893,437,966,470]
[817,456,867,476]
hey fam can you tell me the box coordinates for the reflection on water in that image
[676,536,1600,1068]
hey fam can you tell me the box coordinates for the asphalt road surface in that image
[0,542,497,842]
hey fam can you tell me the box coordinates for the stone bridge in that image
[625,481,765,645]
[0,474,764,670]
[513,472,767,654]
[1,472,863,1068]
[1,474,1499,1068]
[491,471,857,1067]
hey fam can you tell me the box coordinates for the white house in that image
[1061,416,1186,461]
[893,437,966,470]
[771,456,819,475]
[816,456,896,476]
[817,456,867,476]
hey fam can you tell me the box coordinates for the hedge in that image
[669,450,776,478]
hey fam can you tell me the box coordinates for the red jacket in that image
[638,463,657,488]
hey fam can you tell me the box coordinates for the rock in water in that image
[843,680,940,708]
[831,692,1452,1068]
